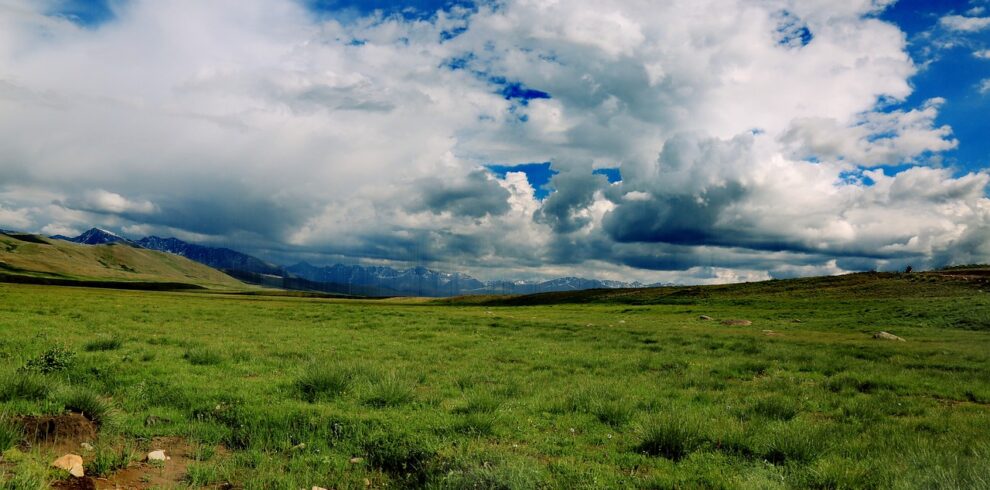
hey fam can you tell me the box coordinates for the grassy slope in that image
[0,233,246,290]
[0,273,989,488]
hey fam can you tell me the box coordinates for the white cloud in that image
[981,79,990,94]
[940,15,990,32]
[975,49,990,59]
[0,0,985,281]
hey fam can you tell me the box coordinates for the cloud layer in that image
[0,0,987,283]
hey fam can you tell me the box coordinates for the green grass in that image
[0,274,989,487]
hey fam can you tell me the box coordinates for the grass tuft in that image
[0,413,22,452]
[0,373,50,402]
[183,347,224,366]
[83,336,123,352]
[62,390,111,427]
[635,412,707,461]
[294,364,354,403]
[20,345,75,374]
[363,372,415,408]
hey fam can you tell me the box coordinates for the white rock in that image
[147,450,167,462]
[51,453,85,477]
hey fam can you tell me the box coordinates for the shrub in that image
[635,412,708,460]
[20,345,75,374]
[83,337,123,352]
[294,364,354,403]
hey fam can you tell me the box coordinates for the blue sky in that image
[3,0,990,284]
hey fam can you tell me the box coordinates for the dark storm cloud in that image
[534,167,608,233]
[411,170,511,218]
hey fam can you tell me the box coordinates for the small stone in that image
[699,315,713,320]
[147,450,167,462]
[873,331,906,342]
[349,457,364,464]
[292,442,307,451]
[312,487,329,490]
[52,453,85,477]
[80,442,94,451]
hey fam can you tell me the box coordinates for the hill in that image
[0,232,247,289]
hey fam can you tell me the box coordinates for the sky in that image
[1,0,989,284]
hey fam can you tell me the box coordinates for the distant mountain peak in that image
[61,228,134,246]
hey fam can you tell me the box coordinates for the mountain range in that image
[53,228,662,296]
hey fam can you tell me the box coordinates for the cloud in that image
[975,49,990,59]
[981,79,990,94]
[940,15,990,32]
[0,0,986,283]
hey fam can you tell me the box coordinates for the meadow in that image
[1,272,990,488]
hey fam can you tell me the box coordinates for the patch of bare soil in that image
[20,412,97,455]
[90,437,219,490]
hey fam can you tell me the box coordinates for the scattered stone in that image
[349,457,364,464]
[147,450,168,462]
[292,442,307,451]
[792,319,803,323]
[52,453,85,477]
[312,487,329,490]
[80,442,94,451]
[699,315,713,321]
[721,319,752,326]
[873,331,906,342]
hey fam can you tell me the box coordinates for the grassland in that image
[0,233,244,290]
[1,271,989,488]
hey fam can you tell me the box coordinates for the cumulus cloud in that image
[940,15,990,32]
[0,0,986,283]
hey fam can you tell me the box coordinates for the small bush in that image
[184,348,224,366]
[294,364,354,403]
[635,412,707,460]
[20,345,75,374]
[0,373,50,402]
[63,390,111,427]
[83,337,123,352]
[363,373,415,408]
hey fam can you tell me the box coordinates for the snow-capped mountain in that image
[54,228,136,246]
[49,227,662,296]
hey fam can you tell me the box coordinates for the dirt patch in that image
[91,437,210,489]
[52,477,98,490]
[20,412,97,454]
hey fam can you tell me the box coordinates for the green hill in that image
[0,232,247,290]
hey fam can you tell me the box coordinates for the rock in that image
[873,331,905,342]
[80,442,94,451]
[792,319,803,323]
[147,450,168,462]
[313,487,329,490]
[699,315,713,320]
[52,453,85,477]
[349,457,364,464]
[721,319,752,326]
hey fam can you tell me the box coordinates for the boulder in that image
[873,331,905,342]
[147,450,168,462]
[52,453,85,477]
